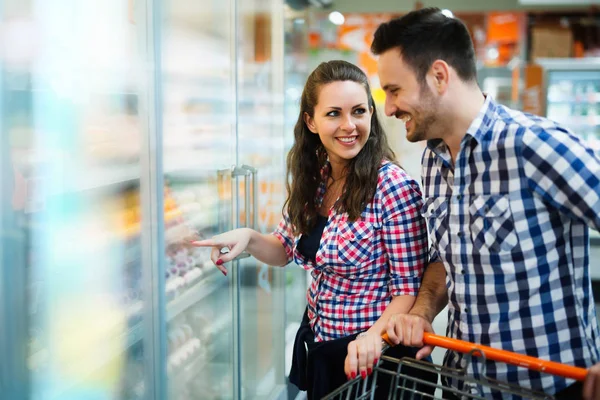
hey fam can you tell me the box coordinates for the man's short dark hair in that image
[371,7,477,84]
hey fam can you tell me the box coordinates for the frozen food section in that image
[541,58,600,154]
[0,0,288,399]
[537,58,600,280]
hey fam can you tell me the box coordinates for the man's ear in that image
[429,59,450,94]
[304,112,318,133]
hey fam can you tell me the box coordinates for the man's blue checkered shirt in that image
[422,96,600,398]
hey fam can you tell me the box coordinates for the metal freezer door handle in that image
[242,165,271,293]
[240,164,258,230]
[229,165,252,261]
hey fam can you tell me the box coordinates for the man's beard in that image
[406,113,436,143]
[407,87,438,143]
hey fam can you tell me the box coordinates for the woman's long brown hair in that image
[284,60,397,235]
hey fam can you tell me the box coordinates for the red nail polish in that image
[222,270,227,276]
[367,368,372,375]
[374,358,379,365]
[216,259,223,265]
[361,371,367,379]
[351,372,356,379]
[346,374,351,381]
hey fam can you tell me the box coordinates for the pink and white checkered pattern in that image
[273,161,428,342]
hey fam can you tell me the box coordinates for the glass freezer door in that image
[161,0,237,399]
[545,69,600,154]
[0,1,159,399]
[236,0,287,398]
[543,62,600,280]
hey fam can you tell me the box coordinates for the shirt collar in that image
[465,93,497,145]
[426,94,497,156]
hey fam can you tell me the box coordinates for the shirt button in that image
[461,269,465,274]
[464,308,469,313]
[456,194,462,200]
[457,231,464,238]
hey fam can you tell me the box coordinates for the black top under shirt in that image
[296,215,328,262]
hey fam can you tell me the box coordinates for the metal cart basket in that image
[322,332,588,400]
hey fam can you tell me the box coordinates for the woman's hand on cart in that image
[344,330,384,380]
[584,362,600,400]
[190,228,252,276]
[385,313,436,360]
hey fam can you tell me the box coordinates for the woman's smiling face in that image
[304,80,373,167]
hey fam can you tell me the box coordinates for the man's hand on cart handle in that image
[384,330,591,383]
[583,362,600,400]
[384,313,436,360]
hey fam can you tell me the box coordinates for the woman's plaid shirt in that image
[273,161,428,342]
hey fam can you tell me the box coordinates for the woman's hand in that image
[191,228,253,275]
[344,331,383,380]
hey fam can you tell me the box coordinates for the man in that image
[364,7,600,399]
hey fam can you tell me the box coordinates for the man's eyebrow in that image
[381,84,398,91]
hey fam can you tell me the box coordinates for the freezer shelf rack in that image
[166,267,223,322]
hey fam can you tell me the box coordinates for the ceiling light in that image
[441,9,454,18]
[328,11,345,25]
[487,48,499,60]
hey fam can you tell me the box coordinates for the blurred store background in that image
[0,0,598,399]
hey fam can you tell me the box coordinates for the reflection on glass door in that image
[0,0,153,399]
[162,0,236,399]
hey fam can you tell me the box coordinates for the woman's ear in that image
[304,112,318,134]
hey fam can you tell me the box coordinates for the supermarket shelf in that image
[205,312,230,337]
[536,57,600,71]
[548,95,600,104]
[169,314,231,385]
[184,210,219,233]
[123,321,145,348]
[165,168,217,182]
[164,222,194,246]
[58,158,239,194]
[50,164,140,196]
[173,350,207,385]
[555,115,600,127]
[167,267,224,322]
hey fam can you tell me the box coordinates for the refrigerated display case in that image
[536,58,600,279]
[0,0,288,399]
[478,65,522,110]
[538,58,600,153]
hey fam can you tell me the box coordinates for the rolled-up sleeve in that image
[520,126,600,230]
[380,169,428,296]
[271,213,295,264]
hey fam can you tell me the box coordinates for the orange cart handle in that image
[381,332,588,381]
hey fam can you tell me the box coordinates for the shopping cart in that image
[322,332,588,400]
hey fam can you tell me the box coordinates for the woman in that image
[193,60,436,398]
